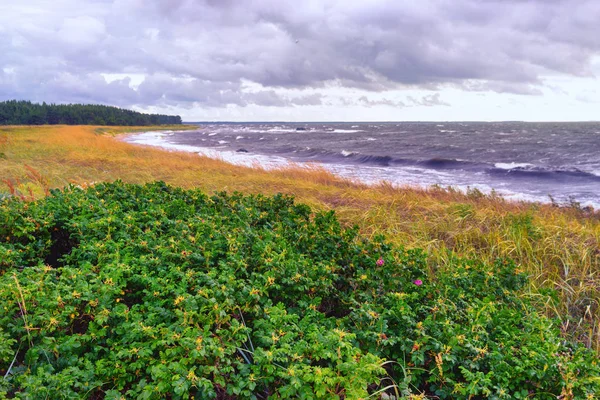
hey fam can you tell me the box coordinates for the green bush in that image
[0,181,598,399]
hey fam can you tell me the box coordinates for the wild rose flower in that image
[376,258,384,266]
[413,279,423,286]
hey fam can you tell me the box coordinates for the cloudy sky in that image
[2,0,600,121]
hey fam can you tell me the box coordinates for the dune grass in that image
[1,124,599,351]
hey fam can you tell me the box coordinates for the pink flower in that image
[413,279,423,286]
[376,258,384,266]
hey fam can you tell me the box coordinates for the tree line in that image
[0,100,182,126]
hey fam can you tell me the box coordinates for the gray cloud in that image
[407,94,450,107]
[576,91,600,104]
[1,0,600,110]
[464,81,544,96]
[358,96,406,108]
[357,93,449,108]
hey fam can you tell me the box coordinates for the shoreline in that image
[118,128,600,211]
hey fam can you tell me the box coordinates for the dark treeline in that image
[0,100,182,126]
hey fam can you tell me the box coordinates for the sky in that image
[1,0,600,122]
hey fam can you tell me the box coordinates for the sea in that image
[123,122,600,209]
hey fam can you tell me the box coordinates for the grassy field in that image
[1,124,599,352]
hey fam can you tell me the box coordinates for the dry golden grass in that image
[2,125,600,350]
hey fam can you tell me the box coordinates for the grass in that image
[1,124,599,351]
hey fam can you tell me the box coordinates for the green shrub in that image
[0,181,598,398]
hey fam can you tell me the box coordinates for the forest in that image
[0,100,182,126]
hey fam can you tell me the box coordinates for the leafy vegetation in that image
[0,100,182,126]
[1,181,598,399]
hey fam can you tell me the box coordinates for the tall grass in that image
[1,125,599,351]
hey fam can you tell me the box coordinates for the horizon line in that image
[182,120,600,124]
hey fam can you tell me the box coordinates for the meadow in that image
[1,125,600,398]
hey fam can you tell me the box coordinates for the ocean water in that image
[123,122,600,209]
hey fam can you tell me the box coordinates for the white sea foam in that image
[208,133,218,136]
[494,162,534,170]
[236,136,244,140]
[124,131,203,153]
[334,129,362,133]
[341,150,356,157]
[193,148,290,170]
[267,128,297,133]
[218,140,229,145]
[123,131,290,170]
[232,128,264,133]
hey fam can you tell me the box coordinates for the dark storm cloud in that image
[1,0,599,109]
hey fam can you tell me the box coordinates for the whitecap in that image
[494,162,534,170]
[267,128,296,133]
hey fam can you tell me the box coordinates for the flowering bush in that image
[0,181,598,398]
